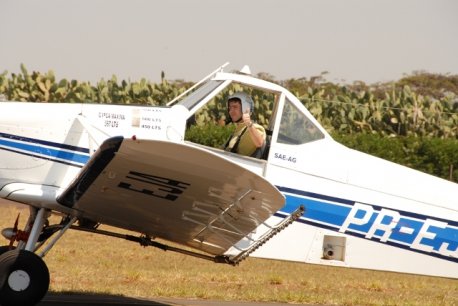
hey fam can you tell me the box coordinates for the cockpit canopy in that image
[173,65,328,158]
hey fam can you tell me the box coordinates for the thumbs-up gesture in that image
[242,110,252,127]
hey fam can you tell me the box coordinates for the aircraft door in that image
[265,94,348,185]
[264,93,336,184]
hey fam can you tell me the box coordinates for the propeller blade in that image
[8,213,20,249]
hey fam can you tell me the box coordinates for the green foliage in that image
[1,66,456,138]
[274,71,458,138]
[396,71,458,100]
[0,64,189,105]
[299,83,457,138]
[185,123,234,148]
[415,137,458,181]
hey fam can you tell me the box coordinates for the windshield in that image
[278,98,324,144]
[177,80,226,111]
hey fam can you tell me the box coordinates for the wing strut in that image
[69,225,235,264]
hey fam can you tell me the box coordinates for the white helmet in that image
[227,92,254,114]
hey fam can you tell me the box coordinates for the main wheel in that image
[0,250,50,306]
[0,245,14,256]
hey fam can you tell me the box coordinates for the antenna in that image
[166,62,230,106]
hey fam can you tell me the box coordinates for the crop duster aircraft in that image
[0,63,457,306]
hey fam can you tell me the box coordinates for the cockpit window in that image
[177,80,226,110]
[278,98,324,144]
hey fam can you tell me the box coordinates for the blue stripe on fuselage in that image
[0,133,90,166]
[276,185,458,263]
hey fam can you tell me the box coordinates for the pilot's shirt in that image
[225,122,266,156]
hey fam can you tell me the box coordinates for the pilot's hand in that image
[242,110,252,127]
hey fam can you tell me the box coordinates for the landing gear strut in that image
[0,207,76,306]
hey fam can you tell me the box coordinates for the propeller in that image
[1,214,29,250]
[8,213,20,249]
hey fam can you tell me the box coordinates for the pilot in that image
[223,92,266,157]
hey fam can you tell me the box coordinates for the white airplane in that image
[0,63,457,306]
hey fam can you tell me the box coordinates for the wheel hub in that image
[8,269,31,291]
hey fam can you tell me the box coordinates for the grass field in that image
[1,201,457,305]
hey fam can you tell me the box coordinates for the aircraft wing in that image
[58,136,286,256]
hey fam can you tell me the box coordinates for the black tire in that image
[0,245,14,256]
[0,250,50,306]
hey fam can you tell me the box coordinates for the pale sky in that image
[1,0,457,84]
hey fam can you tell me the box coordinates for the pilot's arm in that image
[242,111,264,148]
